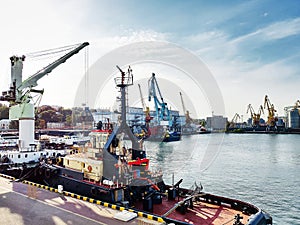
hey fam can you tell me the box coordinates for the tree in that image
[0,103,9,119]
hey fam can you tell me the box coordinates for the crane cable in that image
[25,43,82,60]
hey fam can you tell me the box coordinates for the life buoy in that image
[87,165,92,172]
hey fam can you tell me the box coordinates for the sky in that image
[0,0,300,121]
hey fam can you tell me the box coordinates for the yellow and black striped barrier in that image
[62,190,165,223]
[0,174,165,223]
[0,173,16,180]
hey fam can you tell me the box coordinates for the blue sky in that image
[0,0,299,120]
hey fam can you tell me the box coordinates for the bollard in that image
[58,185,63,194]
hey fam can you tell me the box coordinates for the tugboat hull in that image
[22,164,272,225]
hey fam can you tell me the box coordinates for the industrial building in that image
[206,115,227,132]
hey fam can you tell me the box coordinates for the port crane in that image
[179,92,193,125]
[148,73,172,127]
[0,42,89,151]
[246,104,264,126]
[138,84,146,111]
[257,105,264,122]
[284,100,300,112]
[228,113,241,128]
[264,95,277,126]
[138,83,151,124]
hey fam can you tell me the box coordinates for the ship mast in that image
[114,65,141,151]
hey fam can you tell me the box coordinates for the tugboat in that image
[28,66,272,225]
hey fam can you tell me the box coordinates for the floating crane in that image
[264,95,277,126]
[0,42,89,151]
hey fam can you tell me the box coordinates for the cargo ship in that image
[21,66,272,225]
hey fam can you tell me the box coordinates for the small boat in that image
[181,124,211,135]
[23,66,272,225]
[148,125,181,142]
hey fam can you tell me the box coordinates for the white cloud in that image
[261,17,300,40]
[182,20,300,118]
[0,0,170,109]
[232,17,300,44]
[201,52,300,119]
[1,1,299,120]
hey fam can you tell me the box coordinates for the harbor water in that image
[144,133,300,225]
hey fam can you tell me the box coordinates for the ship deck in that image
[134,194,251,224]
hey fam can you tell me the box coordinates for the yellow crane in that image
[294,100,300,108]
[284,100,300,117]
[138,83,151,125]
[246,104,257,125]
[247,104,264,125]
[257,105,264,123]
[228,113,241,128]
[264,95,277,126]
[179,92,193,125]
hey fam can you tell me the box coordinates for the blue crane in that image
[148,73,172,127]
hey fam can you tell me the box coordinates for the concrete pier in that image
[0,175,162,225]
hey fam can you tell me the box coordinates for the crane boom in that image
[247,104,264,126]
[0,41,89,153]
[148,73,171,126]
[180,92,193,124]
[138,84,146,110]
[179,92,186,114]
[246,104,255,118]
[228,113,241,128]
[264,95,277,126]
[18,42,89,94]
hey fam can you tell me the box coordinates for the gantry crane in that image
[264,95,277,126]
